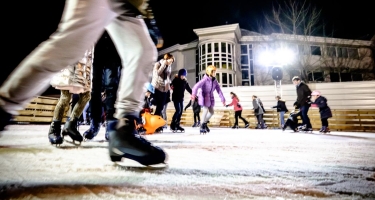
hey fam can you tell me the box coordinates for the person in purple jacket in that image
[191,65,226,134]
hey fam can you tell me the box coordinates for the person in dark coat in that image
[282,110,301,132]
[272,96,288,128]
[311,91,332,133]
[292,76,312,132]
[170,69,192,131]
[185,95,201,127]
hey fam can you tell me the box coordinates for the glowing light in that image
[258,48,295,66]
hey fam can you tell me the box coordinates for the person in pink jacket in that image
[226,92,249,129]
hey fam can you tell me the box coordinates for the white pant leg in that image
[201,106,215,123]
[106,16,157,118]
[0,0,116,114]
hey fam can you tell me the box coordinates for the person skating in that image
[191,65,226,134]
[272,95,288,128]
[252,95,266,129]
[226,92,249,129]
[184,95,201,127]
[0,0,166,166]
[292,76,313,133]
[170,69,192,132]
[311,91,332,133]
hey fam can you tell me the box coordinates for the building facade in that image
[158,24,374,86]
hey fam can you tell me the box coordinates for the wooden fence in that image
[12,96,375,132]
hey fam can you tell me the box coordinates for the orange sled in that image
[141,112,166,135]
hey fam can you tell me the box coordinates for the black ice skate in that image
[200,122,207,134]
[170,121,177,132]
[231,125,239,129]
[191,122,197,127]
[174,122,185,133]
[62,118,83,144]
[48,120,63,145]
[322,126,330,134]
[108,117,167,166]
[83,120,101,140]
[244,123,249,128]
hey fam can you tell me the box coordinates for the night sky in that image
[1,0,374,94]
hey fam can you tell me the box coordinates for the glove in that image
[191,95,196,101]
[225,105,229,107]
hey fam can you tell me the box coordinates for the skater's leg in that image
[300,105,312,129]
[0,0,115,115]
[176,101,183,123]
[53,90,72,121]
[103,64,120,121]
[279,111,285,127]
[153,90,167,116]
[106,13,165,165]
[234,111,239,126]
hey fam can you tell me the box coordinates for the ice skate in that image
[170,121,177,133]
[205,123,210,133]
[108,117,167,166]
[231,125,239,129]
[62,118,83,145]
[191,122,197,127]
[48,120,63,145]
[83,120,101,140]
[244,123,249,128]
[200,122,207,135]
[322,127,330,134]
[175,122,185,133]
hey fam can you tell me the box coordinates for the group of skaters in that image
[0,0,332,167]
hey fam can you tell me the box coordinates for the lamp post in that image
[258,48,295,97]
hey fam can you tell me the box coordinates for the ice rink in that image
[1,125,374,199]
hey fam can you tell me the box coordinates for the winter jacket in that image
[227,97,242,111]
[252,98,264,115]
[192,74,225,107]
[50,47,94,94]
[185,97,201,113]
[151,59,172,92]
[294,82,312,108]
[272,100,288,112]
[313,96,332,119]
[171,75,192,101]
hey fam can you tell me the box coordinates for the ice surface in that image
[0,125,374,199]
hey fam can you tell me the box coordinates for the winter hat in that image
[311,90,321,96]
[178,69,187,77]
[146,83,155,94]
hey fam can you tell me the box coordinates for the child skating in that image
[185,95,201,127]
[311,91,332,133]
[226,92,249,129]
[170,69,192,133]
[272,96,288,128]
[191,65,226,134]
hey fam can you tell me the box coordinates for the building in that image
[158,24,374,86]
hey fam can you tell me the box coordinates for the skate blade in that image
[63,138,82,146]
[115,158,168,170]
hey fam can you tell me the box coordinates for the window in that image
[337,47,348,58]
[289,70,300,80]
[222,63,228,69]
[330,73,340,82]
[250,75,255,86]
[214,43,219,52]
[207,43,211,53]
[249,50,253,59]
[340,73,351,82]
[202,45,206,55]
[352,74,363,81]
[326,46,336,57]
[228,44,231,53]
[241,64,248,69]
[222,73,228,84]
[311,46,321,56]
[228,63,232,70]
[242,81,249,86]
[216,73,220,83]
[348,48,359,59]
[221,42,226,53]
[241,45,247,54]
[241,55,248,64]
[242,70,249,79]
[229,74,233,84]
[250,61,254,73]
[308,72,324,82]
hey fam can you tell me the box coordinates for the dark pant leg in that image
[237,110,248,124]
[321,118,328,127]
[89,62,104,124]
[193,112,200,123]
[103,63,120,120]
[234,111,240,125]
[172,100,183,123]
[300,105,312,128]
[154,89,167,116]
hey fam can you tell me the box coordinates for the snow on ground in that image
[0,125,374,199]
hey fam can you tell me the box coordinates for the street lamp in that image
[258,48,295,97]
